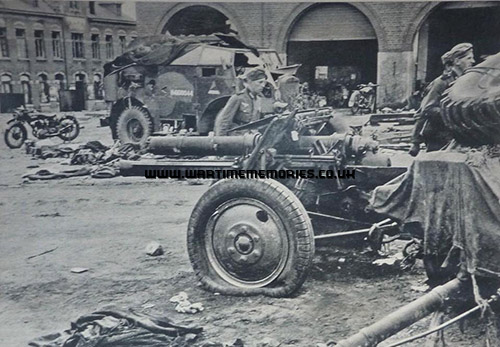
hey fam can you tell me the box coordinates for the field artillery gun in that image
[334,52,500,346]
[121,107,407,297]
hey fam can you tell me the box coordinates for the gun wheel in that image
[188,179,315,297]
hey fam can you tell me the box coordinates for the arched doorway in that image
[38,73,50,103]
[286,3,378,106]
[55,73,65,90]
[20,74,32,105]
[93,73,103,100]
[161,5,235,36]
[415,2,500,84]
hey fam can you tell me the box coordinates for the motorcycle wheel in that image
[58,116,80,141]
[4,123,27,149]
[349,93,361,115]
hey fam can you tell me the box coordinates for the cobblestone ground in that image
[0,112,488,346]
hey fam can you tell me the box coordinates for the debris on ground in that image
[70,267,89,274]
[22,140,150,181]
[411,284,431,293]
[29,306,202,347]
[145,241,164,256]
[27,247,58,260]
[256,337,281,347]
[170,292,205,314]
[372,257,398,266]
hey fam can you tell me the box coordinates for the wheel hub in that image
[227,224,262,264]
[205,198,289,288]
[127,119,144,141]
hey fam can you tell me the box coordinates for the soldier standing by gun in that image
[214,67,268,136]
[409,43,475,156]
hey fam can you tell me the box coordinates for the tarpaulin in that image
[29,307,202,347]
[104,35,201,77]
[370,146,500,279]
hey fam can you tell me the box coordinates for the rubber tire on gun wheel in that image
[4,123,27,149]
[58,115,80,141]
[116,106,153,146]
[187,179,315,297]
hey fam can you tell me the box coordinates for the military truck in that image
[103,34,298,145]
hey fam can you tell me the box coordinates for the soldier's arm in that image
[214,95,241,136]
[420,79,448,119]
[410,78,449,148]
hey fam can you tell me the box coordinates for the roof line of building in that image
[0,8,63,18]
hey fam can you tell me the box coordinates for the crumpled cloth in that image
[23,167,92,180]
[29,307,202,347]
[370,147,500,279]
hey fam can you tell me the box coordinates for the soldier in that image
[214,67,267,136]
[409,43,475,156]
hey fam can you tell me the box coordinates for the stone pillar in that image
[377,51,415,106]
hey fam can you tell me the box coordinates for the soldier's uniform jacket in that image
[214,89,262,136]
[411,70,458,149]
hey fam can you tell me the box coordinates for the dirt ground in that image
[0,114,489,346]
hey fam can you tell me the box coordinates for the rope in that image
[383,291,499,347]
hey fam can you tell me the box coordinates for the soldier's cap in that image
[441,51,453,65]
[241,67,268,82]
[449,43,473,60]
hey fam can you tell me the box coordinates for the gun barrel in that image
[335,278,464,347]
[147,133,260,156]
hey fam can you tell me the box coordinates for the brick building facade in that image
[0,0,137,110]
[136,1,500,105]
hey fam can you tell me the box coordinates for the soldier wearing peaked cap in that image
[214,67,268,136]
[409,43,475,156]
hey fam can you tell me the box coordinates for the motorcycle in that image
[348,83,378,115]
[4,108,80,149]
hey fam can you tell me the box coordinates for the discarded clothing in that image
[91,165,119,179]
[370,146,500,279]
[29,307,202,347]
[24,167,91,180]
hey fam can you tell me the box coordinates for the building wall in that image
[135,1,437,104]
[0,1,137,110]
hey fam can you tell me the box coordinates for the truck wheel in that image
[116,106,153,146]
[187,179,315,297]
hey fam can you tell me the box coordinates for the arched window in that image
[20,74,32,104]
[55,73,65,90]
[93,73,103,99]
[38,73,49,103]
[75,72,87,82]
[1,74,12,93]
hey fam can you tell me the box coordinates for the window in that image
[32,0,39,7]
[91,34,100,59]
[119,35,126,54]
[71,33,84,58]
[0,27,9,58]
[105,35,113,59]
[202,68,216,77]
[93,73,103,99]
[55,73,65,91]
[38,74,49,103]
[1,74,12,93]
[89,1,96,15]
[52,31,62,59]
[20,74,32,104]
[16,28,28,59]
[34,30,45,58]
[69,1,78,9]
